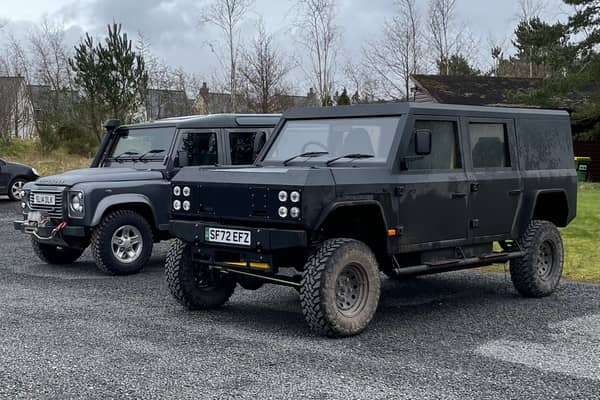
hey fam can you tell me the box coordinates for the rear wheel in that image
[510,220,563,297]
[8,178,27,201]
[165,239,236,310]
[299,238,381,337]
[31,238,85,265]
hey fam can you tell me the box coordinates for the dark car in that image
[0,159,39,201]
[14,114,279,274]
[165,103,577,337]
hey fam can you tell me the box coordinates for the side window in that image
[469,123,510,168]
[177,132,218,167]
[407,120,462,170]
[230,132,259,165]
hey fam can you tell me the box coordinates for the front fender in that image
[90,194,159,227]
[314,200,389,231]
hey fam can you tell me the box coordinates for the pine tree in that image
[336,88,351,105]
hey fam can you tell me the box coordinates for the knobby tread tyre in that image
[165,239,236,310]
[510,220,563,298]
[299,238,381,337]
[90,210,153,275]
[31,237,85,265]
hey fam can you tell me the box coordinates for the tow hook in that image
[32,221,67,241]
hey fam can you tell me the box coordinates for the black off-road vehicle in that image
[14,114,279,274]
[166,103,577,337]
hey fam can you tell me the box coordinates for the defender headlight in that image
[182,186,191,197]
[278,190,288,202]
[278,206,288,218]
[182,200,190,211]
[173,200,181,211]
[290,207,300,218]
[290,191,300,203]
[69,191,85,218]
[173,186,181,196]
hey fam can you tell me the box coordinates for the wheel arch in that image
[91,194,159,229]
[530,189,570,227]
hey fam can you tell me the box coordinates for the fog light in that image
[278,206,288,218]
[21,201,26,209]
[173,200,181,210]
[290,191,300,203]
[278,190,288,202]
[182,200,190,211]
[173,186,181,196]
[182,186,191,197]
[290,207,300,218]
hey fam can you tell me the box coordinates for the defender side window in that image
[407,120,462,170]
[469,123,510,168]
[176,132,218,167]
[230,132,259,165]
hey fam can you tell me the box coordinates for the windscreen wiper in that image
[325,153,374,166]
[137,149,166,161]
[283,151,329,166]
[111,151,139,162]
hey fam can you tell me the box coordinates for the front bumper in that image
[14,219,86,246]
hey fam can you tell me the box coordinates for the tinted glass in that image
[469,123,510,168]
[517,117,573,170]
[264,117,400,163]
[107,127,175,162]
[406,120,461,170]
[230,132,259,165]
[176,132,218,166]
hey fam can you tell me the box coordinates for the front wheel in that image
[31,238,85,265]
[8,178,27,201]
[299,238,381,337]
[90,210,153,275]
[510,220,563,298]
[165,239,236,310]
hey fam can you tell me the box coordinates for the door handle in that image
[451,192,467,199]
[509,189,523,196]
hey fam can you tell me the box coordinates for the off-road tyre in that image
[90,210,153,275]
[299,238,381,337]
[8,178,27,201]
[31,238,85,265]
[165,239,236,310]
[510,220,563,298]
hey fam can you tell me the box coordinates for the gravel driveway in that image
[1,197,598,399]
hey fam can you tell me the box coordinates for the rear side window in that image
[469,123,511,168]
[230,132,258,165]
[406,120,462,170]
[176,132,218,167]
[517,117,574,170]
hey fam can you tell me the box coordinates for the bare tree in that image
[240,21,294,113]
[343,61,382,104]
[201,0,254,112]
[365,0,423,99]
[295,0,339,105]
[428,0,462,75]
[517,0,547,21]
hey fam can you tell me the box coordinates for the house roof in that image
[411,74,543,106]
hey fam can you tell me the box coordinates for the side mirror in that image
[253,131,267,157]
[414,129,432,155]
[177,150,189,167]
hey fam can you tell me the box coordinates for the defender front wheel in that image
[90,210,153,275]
[31,238,85,265]
[300,238,381,337]
[165,239,236,310]
[510,220,563,298]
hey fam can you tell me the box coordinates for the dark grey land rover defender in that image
[166,103,577,337]
[14,114,279,274]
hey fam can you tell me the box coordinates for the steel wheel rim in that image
[335,263,369,317]
[10,180,25,199]
[111,225,143,264]
[537,240,555,280]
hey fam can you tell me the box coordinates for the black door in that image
[395,116,470,249]
[463,118,522,239]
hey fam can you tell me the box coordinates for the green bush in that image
[55,122,98,157]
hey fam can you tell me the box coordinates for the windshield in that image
[264,117,400,164]
[104,127,176,166]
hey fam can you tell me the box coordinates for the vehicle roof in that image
[122,113,281,130]
[282,102,570,120]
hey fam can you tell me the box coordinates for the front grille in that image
[28,191,64,219]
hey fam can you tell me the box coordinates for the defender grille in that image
[28,191,64,219]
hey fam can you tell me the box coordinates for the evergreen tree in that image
[336,88,351,105]
[437,54,480,76]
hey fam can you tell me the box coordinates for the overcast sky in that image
[1,0,570,94]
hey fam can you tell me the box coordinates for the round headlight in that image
[182,186,191,197]
[278,206,288,218]
[290,191,300,203]
[71,194,83,212]
[278,190,288,202]
[173,200,181,210]
[290,207,300,218]
[182,200,190,211]
[173,186,181,196]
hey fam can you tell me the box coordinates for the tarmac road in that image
[1,197,599,399]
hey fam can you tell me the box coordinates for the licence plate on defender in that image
[33,193,56,205]
[205,227,251,246]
